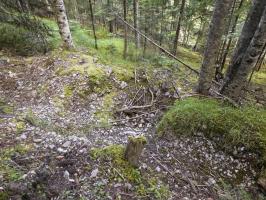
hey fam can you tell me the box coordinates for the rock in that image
[57,147,67,153]
[8,183,28,194]
[93,57,98,63]
[63,170,70,180]
[62,141,71,148]
[33,138,42,143]
[114,183,122,188]
[120,81,128,89]
[90,168,99,178]
[125,183,132,190]
[258,177,266,190]
[207,177,216,185]
[17,134,27,140]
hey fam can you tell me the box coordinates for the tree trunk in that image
[159,5,164,47]
[54,0,74,49]
[88,0,97,49]
[123,0,128,59]
[171,0,180,29]
[215,0,237,66]
[193,19,202,51]
[143,20,148,57]
[221,8,266,101]
[216,0,244,80]
[107,0,114,33]
[193,20,207,52]
[221,0,266,93]
[197,0,233,95]
[172,0,185,55]
[133,0,140,48]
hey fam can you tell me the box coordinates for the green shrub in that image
[0,23,49,55]
[158,97,266,163]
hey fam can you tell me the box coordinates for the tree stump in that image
[124,136,147,167]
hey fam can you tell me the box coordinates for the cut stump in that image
[124,136,147,167]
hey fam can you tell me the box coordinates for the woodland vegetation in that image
[0,0,266,199]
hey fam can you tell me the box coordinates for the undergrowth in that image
[0,23,49,55]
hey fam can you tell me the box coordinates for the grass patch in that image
[158,98,266,163]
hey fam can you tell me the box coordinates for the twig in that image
[116,101,156,112]
[112,167,125,181]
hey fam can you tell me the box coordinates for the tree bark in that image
[221,0,266,94]
[133,0,140,48]
[221,8,266,101]
[197,0,233,95]
[123,0,128,59]
[172,0,185,55]
[54,0,74,49]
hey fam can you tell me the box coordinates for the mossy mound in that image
[90,145,170,199]
[158,98,266,163]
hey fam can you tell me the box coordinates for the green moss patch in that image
[0,145,32,182]
[0,99,14,115]
[158,98,266,163]
[90,145,170,199]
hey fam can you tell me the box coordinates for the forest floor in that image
[0,48,265,200]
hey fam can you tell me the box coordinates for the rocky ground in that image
[0,50,264,199]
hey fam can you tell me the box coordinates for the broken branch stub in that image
[124,136,147,167]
